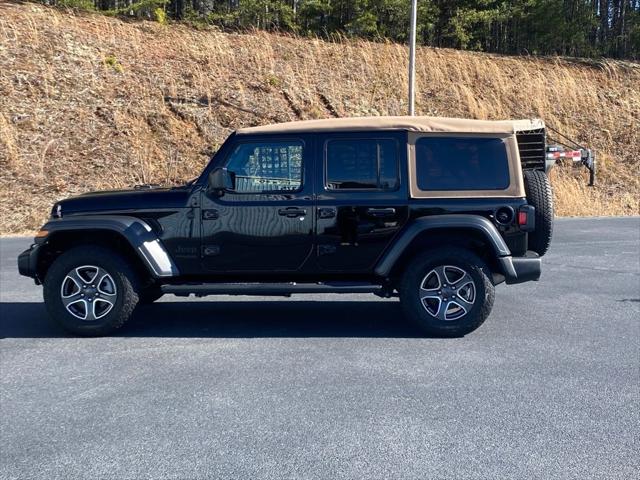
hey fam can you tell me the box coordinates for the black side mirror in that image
[208,167,234,195]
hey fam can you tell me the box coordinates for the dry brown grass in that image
[1,3,638,234]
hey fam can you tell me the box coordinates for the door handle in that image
[366,207,396,217]
[278,207,307,218]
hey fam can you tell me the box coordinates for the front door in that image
[201,136,314,272]
[315,132,409,271]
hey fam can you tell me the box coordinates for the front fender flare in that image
[374,214,511,277]
[39,215,179,278]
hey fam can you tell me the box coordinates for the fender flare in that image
[374,214,512,277]
[39,215,179,278]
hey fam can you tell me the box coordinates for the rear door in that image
[315,131,409,272]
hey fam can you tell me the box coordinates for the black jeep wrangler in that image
[18,116,555,337]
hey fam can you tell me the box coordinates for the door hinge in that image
[318,207,337,219]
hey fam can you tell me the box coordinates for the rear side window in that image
[415,137,510,191]
[325,138,399,190]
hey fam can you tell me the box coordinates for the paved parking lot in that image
[1,217,638,479]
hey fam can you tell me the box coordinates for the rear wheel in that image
[524,169,554,256]
[399,248,494,337]
[43,246,139,336]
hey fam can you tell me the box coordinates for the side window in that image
[325,138,399,191]
[415,137,510,191]
[225,140,303,193]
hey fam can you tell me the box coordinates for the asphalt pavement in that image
[0,217,638,479]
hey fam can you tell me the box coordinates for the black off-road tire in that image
[43,246,139,336]
[524,169,554,256]
[399,248,495,337]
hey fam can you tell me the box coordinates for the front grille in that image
[516,128,546,170]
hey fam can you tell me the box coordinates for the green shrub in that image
[56,0,94,10]
[154,7,167,25]
[103,54,124,73]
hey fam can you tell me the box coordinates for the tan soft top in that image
[237,116,545,135]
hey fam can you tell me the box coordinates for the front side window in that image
[415,137,510,191]
[226,141,303,193]
[326,138,399,190]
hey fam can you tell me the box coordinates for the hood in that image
[56,185,193,216]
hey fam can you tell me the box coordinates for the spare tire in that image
[524,170,554,256]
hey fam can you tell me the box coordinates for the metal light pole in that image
[408,0,418,116]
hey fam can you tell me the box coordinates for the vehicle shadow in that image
[0,300,426,339]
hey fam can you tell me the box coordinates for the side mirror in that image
[208,167,234,195]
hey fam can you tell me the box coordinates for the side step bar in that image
[161,282,386,297]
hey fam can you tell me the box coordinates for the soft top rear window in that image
[415,137,510,191]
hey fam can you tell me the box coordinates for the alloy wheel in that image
[419,265,476,321]
[60,265,117,321]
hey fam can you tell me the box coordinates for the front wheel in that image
[399,248,495,337]
[43,246,139,336]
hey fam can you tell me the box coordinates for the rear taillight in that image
[518,206,535,232]
[518,211,528,226]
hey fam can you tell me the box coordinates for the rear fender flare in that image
[40,215,179,278]
[374,215,511,277]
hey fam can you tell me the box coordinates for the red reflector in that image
[548,150,581,159]
[518,211,527,225]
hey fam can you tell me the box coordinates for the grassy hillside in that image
[1,3,638,234]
